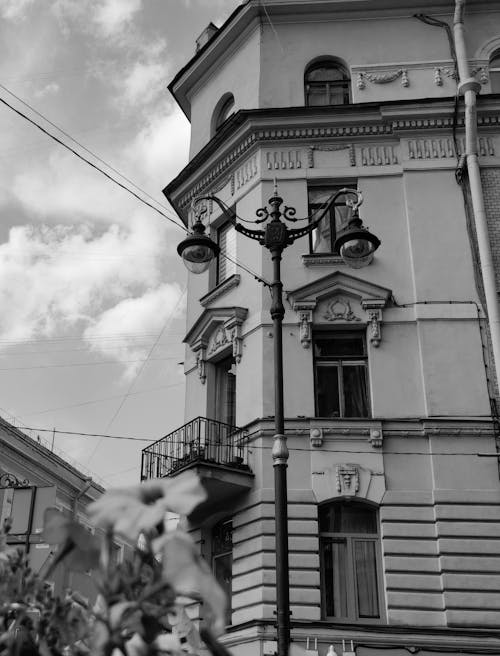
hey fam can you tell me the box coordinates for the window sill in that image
[302,254,344,267]
[200,274,240,307]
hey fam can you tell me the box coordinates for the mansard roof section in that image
[287,271,392,308]
[168,0,463,119]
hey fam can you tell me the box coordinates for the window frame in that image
[313,331,370,418]
[308,184,357,255]
[319,501,384,623]
[211,518,233,626]
[212,93,235,136]
[490,51,500,93]
[305,59,351,107]
[215,220,237,286]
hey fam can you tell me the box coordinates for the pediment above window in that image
[184,307,248,383]
[287,272,392,349]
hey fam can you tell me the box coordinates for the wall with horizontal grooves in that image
[231,488,321,625]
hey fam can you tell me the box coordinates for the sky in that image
[0,0,243,488]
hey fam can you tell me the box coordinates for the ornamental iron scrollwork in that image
[0,472,30,488]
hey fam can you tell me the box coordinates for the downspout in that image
[454,0,500,391]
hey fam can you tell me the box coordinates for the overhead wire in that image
[0,356,182,371]
[0,83,185,227]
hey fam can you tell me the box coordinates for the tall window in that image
[319,501,382,621]
[217,221,237,285]
[314,332,369,418]
[212,519,233,625]
[215,356,236,427]
[308,185,356,254]
[305,60,350,106]
[490,51,500,93]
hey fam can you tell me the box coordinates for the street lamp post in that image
[177,183,380,656]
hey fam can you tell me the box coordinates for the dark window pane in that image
[320,503,377,534]
[316,365,340,417]
[354,540,380,618]
[491,70,500,94]
[308,187,355,254]
[314,335,365,358]
[215,96,234,131]
[343,365,369,417]
[308,66,346,82]
[215,357,236,426]
[323,539,348,617]
[305,63,350,107]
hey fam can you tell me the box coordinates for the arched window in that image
[490,51,500,93]
[212,518,233,625]
[319,500,383,621]
[305,60,350,106]
[212,94,235,134]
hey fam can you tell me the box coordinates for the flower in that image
[88,471,207,541]
[155,531,226,637]
[43,509,100,573]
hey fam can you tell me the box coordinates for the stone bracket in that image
[361,298,387,347]
[336,464,360,496]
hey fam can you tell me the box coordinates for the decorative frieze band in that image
[360,145,398,166]
[266,150,302,170]
[407,136,495,159]
[357,69,409,89]
[307,143,355,168]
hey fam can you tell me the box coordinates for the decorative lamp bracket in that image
[0,472,30,489]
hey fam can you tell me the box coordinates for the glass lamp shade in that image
[177,223,220,274]
[334,215,380,269]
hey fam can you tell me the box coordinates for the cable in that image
[16,427,497,457]
[0,356,182,371]
[21,382,184,416]
[0,94,188,234]
[85,288,187,465]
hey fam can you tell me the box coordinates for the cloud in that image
[0,220,171,355]
[0,0,35,21]
[34,82,60,99]
[93,0,142,37]
[83,283,185,378]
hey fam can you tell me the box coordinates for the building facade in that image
[0,415,112,602]
[144,1,500,654]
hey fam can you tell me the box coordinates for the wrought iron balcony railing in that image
[141,416,249,481]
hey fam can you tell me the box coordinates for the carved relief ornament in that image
[184,307,248,383]
[336,464,360,496]
[287,272,392,350]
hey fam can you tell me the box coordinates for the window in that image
[308,185,356,254]
[216,221,237,285]
[319,500,382,621]
[314,332,369,418]
[213,94,235,134]
[305,60,350,106]
[215,355,236,427]
[212,519,232,625]
[490,51,500,93]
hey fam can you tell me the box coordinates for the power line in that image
[14,426,497,457]
[0,82,181,223]
[0,92,188,234]
[85,288,187,465]
[0,356,182,371]
[21,381,184,416]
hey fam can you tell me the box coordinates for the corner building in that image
[145,1,500,654]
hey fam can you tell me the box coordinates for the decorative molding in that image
[360,144,398,166]
[173,104,500,210]
[407,136,495,159]
[293,301,316,349]
[302,254,344,267]
[357,69,408,89]
[184,307,248,380]
[471,66,489,85]
[310,427,323,448]
[369,428,383,448]
[234,155,258,192]
[200,274,241,307]
[361,299,386,347]
[323,297,362,323]
[307,143,355,168]
[266,150,302,170]
[336,464,360,496]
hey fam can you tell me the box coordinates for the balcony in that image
[141,417,253,509]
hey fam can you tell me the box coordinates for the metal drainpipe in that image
[454,0,500,390]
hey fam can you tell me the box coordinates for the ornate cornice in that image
[166,98,500,217]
